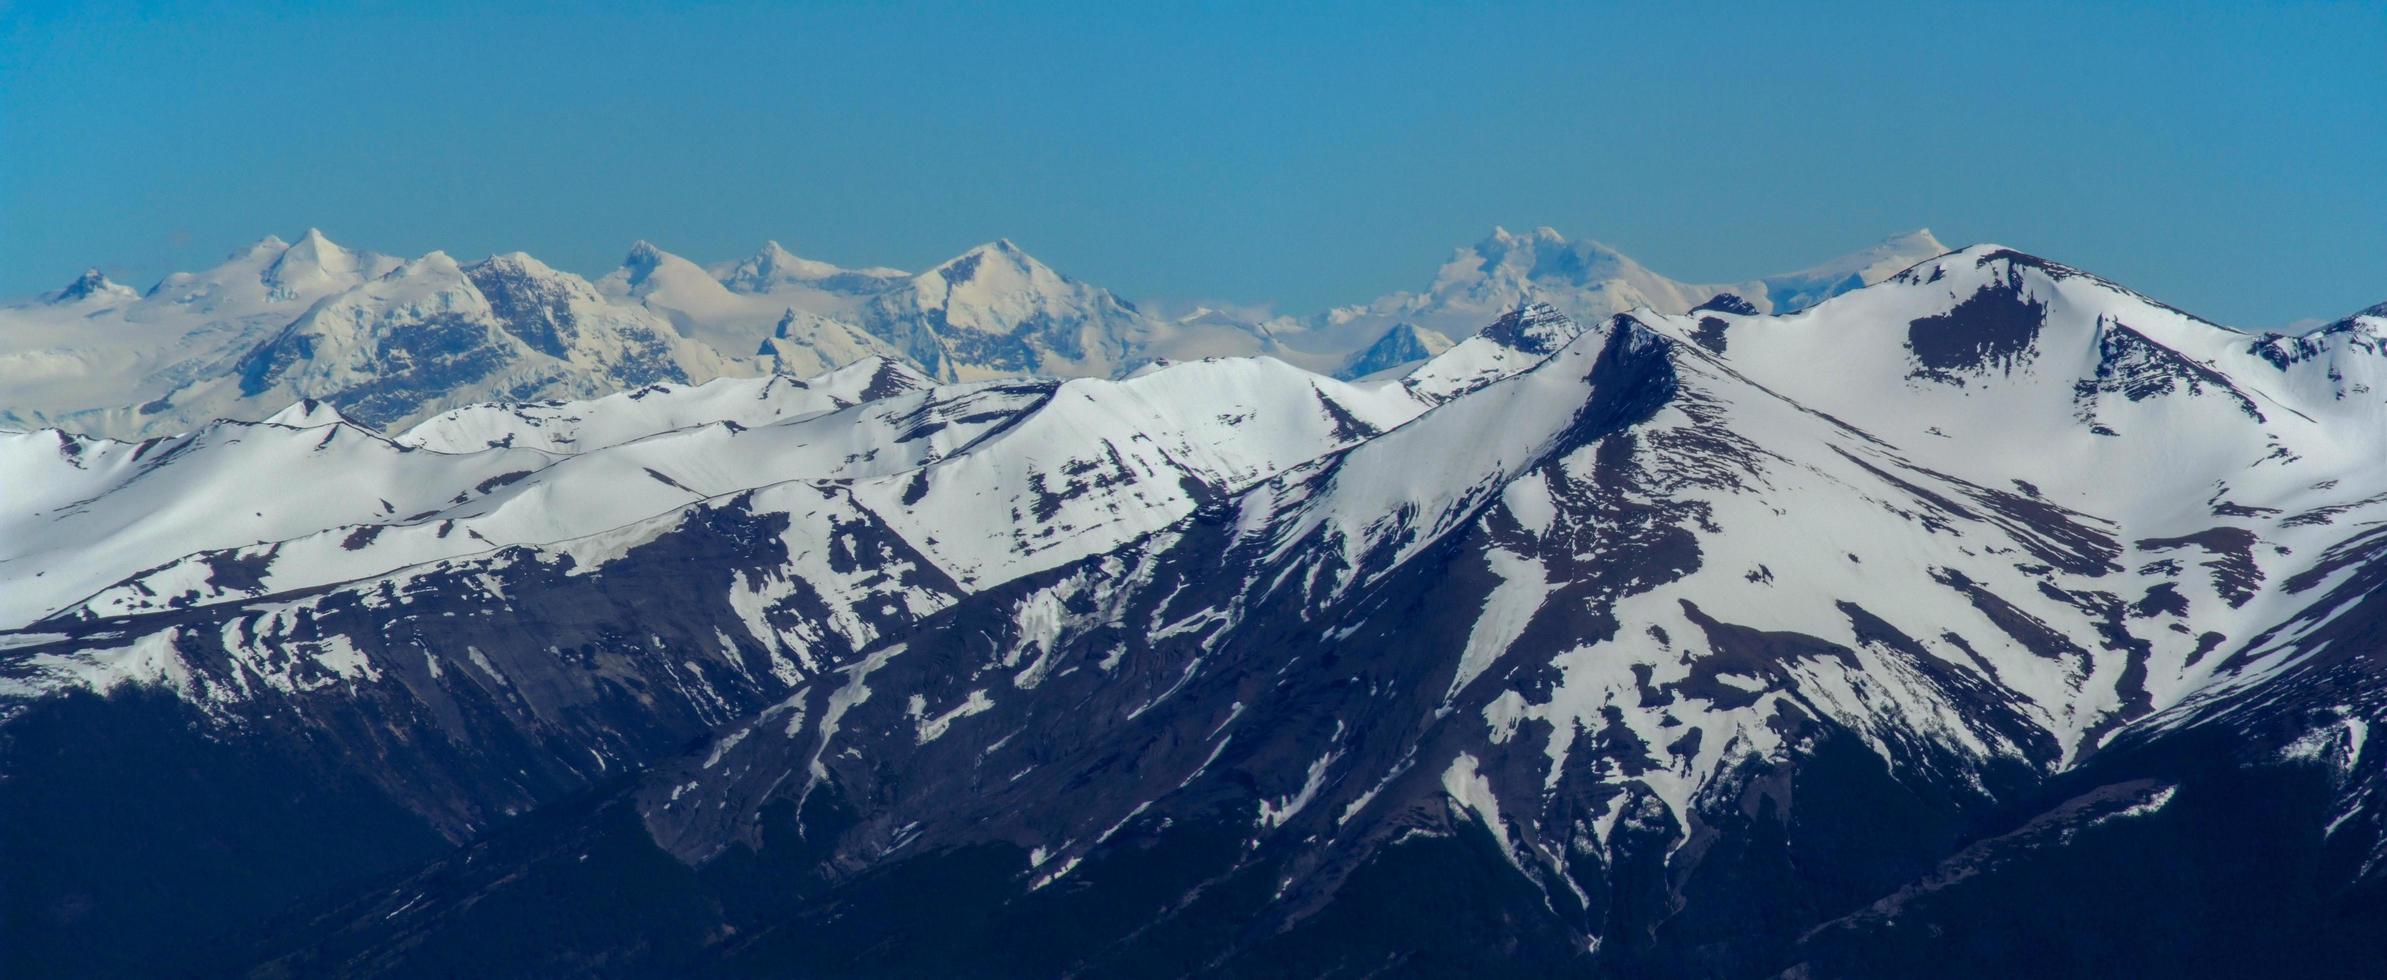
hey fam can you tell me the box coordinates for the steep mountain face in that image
[7,244,2387,978]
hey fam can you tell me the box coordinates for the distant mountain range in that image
[5,239,2387,977]
[0,228,1950,438]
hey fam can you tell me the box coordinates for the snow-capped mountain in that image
[594,241,907,379]
[0,231,400,436]
[40,268,138,306]
[0,232,752,438]
[0,228,1950,440]
[850,239,1163,381]
[1334,320,1455,379]
[1269,226,1950,361]
[1756,227,1951,310]
[8,242,2387,977]
[1397,301,1588,402]
[215,249,742,430]
[258,226,392,301]
[711,238,910,296]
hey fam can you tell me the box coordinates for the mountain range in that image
[5,235,2387,977]
[0,228,1949,439]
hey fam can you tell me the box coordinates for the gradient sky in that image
[4,0,2381,326]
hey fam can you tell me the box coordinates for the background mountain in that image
[1260,226,1949,366]
[5,242,2386,977]
[0,232,746,438]
[1,228,1947,439]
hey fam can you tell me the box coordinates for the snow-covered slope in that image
[396,357,931,453]
[0,412,559,630]
[1661,247,2387,530]
[2,354,1422,632]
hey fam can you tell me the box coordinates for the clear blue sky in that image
[4,0,2381,326]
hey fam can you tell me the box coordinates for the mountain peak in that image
[1335,321,1455,379]
[392,250,464,280]
[1691,292,1760,316]
[1886,227,1944,251]
[955,238,1034,263]
[47,267,137,305]
[2308,298,2387,336]
[1757,228,1963,312]
[615,241,673,284]
[747,239,804,273]
[1460,226,1637,276]
[1477,301,1583,355]
[934,239,1059,284]
[261,397,350,428]
[716,240,900,293]
[264,228,360,292]
[1901,243,2077,283]
[1484,225,1570,248]
[472,251,564,279]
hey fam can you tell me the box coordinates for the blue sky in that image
[3,0,2381,325]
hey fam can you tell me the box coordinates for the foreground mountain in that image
[2,229,1950,439]
[7,240,2387,977]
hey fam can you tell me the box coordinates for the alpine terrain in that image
[0,228,1945,440]
[6,239,2387,979]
